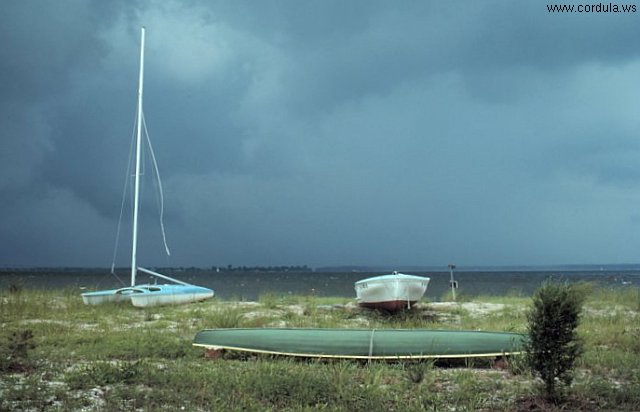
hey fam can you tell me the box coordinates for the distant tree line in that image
[0,266,314,273]
[147,265,313,273]
[215,265,312,272]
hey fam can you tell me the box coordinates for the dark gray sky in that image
[2,1,640,268]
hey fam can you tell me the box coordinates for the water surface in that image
[1,269,637,301]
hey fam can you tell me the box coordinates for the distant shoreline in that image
[2,263,640,273]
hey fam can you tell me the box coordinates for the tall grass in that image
[1,286,639,410]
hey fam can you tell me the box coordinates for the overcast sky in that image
[1,1,640,268]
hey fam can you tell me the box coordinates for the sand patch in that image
[429,302,507,317]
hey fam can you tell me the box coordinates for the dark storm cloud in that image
[1,1,640,267]
[216,1,640,112]
[0,1,119,203]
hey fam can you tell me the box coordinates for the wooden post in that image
[448,263,457,301]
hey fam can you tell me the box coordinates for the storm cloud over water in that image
[1,1,640,268]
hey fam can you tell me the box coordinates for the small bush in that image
[0,329,36,372]
[525,281,586,403]
[405,360,434,384]
[505,353,529,376]
[440,290,471,302]
[66,360,144,389]
[8,283,23,294]
[206,307,245,329]
[258,292,281,309]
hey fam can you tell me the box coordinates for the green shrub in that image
[8,282,23,294]
[440,290,471,302]
[258,292,281,309]
[202,306,245,329]
[0,329,36,372]
[66,360,144,389]
[405,360,435,384]
[524,281,586,403]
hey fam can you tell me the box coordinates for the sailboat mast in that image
[131,27,145,287]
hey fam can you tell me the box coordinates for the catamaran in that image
[82,27,214,307]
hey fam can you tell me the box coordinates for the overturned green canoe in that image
[193,328,525,359]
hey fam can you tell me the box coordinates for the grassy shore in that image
[1,285,639,411]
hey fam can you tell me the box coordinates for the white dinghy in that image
[355,271,429,312]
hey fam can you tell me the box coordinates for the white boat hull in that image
[355,272,430,312]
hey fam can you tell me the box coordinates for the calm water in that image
[1,269,638,301]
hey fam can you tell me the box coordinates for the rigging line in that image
[148,137,164,239]
[109,106,138,285]
[142,111,171,256]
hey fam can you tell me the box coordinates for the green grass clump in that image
[1,285,639,410]
[0,328,36,372]
[199,306,247,329]
[65,360,145,389]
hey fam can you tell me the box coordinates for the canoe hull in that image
[193,328,525,359]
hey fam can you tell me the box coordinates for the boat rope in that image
[142,112,171,257]
[368,329,376,362]
[109,109,137,285]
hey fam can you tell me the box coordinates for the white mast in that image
[131,27,145,286]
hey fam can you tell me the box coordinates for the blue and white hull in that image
[82,284,214,307]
